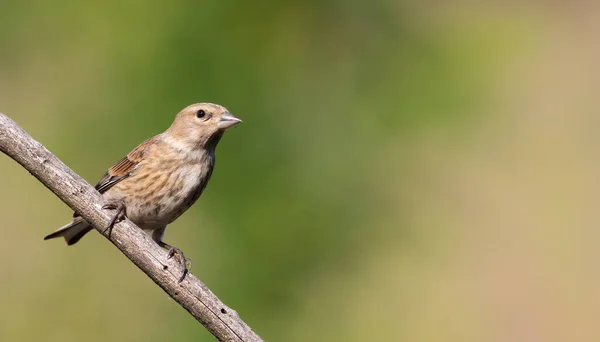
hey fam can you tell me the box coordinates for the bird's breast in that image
[114,155,214,229]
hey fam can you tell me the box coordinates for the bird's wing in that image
[94,138,152,194]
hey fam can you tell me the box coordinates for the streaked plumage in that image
[44,103,241,281]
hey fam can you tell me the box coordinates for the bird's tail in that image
[44,217,94,245]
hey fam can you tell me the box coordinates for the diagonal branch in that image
[0,113,263,342]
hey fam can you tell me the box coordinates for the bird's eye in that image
[196,109,206,118]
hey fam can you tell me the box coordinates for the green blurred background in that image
[2,1,600,341]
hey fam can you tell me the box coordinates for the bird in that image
[44,103,241,282]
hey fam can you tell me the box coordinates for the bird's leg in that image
[101,201,127,237]
[152,227,190,283]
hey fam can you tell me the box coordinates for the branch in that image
[0,113,263,342]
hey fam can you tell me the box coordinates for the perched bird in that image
[44,103,241,281]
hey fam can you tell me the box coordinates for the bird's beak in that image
[218,112,242,130]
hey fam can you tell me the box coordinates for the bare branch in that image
[0,113,263,342]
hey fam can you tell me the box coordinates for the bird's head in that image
[165,103,242,151]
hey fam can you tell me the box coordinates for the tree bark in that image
[0,113,263,342]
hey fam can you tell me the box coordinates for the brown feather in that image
[94,138,152,193]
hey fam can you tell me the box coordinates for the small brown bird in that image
[44,103,241,281]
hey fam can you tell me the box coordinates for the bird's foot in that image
[101,201,126,237]
[159,243,190,283]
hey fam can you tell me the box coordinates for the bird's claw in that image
[102,202,126,237]
[166,246,190,283]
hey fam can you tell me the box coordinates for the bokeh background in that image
[1,1,600,341]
